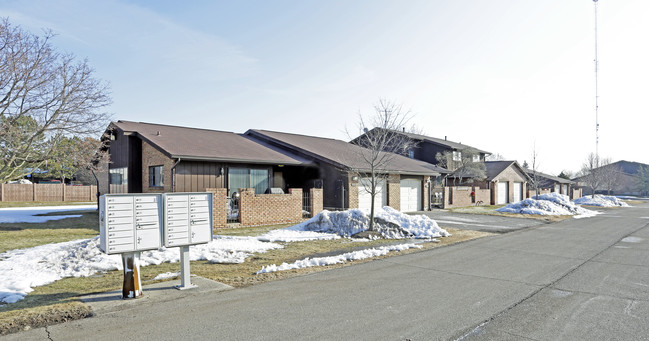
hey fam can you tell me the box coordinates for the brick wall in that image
[443,186,491,208]
[310,188,323,216]
[386,174,400,210]
[141,140,175,193]
[570,187,582,200]
[347,174,359,209]
[206,188,228,228]
[239,188,302,226]
[422,178,429,211]
[526,188,551,199]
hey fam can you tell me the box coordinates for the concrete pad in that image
[80,276,233,315]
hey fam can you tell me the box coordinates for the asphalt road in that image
[6,203,649,341]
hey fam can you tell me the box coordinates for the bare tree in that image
[579,153,604,197]
[0,18,111,183]
[528,145,541,199]
[349,99,416,231]
[599,158,622,195]
[436,148,486,186]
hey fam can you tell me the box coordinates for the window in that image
[472,155,480,162]
[229,167,269,195]
[407,150,415,159]
[149,165,164,187]
[109,167,128,193]
[452,151,462,161]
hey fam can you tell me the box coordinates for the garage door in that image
[562,184,568,195]
[513,182,522,202]
[400,179,422,212]
[358,178,387,211]
[497,182,509,204]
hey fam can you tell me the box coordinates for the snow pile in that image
[0,235,282,304]
[0,205,96,223]
[256,243,422,274]
[259,206,450,242]
[497,193,597,218]
[574,195,630,207]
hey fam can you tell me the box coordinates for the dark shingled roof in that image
[108,121,311,165]
[523,168,573,185]
[246,129,449,176]
[356,128,491,155]
[485,161,530,181]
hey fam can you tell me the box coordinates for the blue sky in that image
[2,0,647,175]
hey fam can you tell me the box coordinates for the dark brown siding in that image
[175,161,226,192]
[128,136,142,193]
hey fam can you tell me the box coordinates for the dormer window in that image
[473,155,480,162]
[408,150,414,159]
[453,151,461,161]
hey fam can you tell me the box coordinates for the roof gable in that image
[485,161,531,181]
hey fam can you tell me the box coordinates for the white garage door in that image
[400,179,422,212]
[562,184,568,195]
[497,182,509,204]
[358,178,387,211]
[554,184,560,193]
[513,182,522,203]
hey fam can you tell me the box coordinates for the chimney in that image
[402,127,405,132]
[156,131,161,136]
[445,136,447,141]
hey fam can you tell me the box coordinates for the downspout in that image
[171,158,181,193]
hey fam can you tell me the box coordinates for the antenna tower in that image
[593,0,600,159]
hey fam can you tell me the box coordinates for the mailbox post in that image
[99,194,163,298]
[163,192,213,290]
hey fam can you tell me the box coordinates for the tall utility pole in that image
[593,0,600,159]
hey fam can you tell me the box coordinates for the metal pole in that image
[176,246,196,290]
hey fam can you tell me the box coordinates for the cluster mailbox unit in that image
[99,192,213,297]
[164,193,212,247]
[99,194,162,254]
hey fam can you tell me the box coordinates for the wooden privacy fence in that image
[0,183,98,202]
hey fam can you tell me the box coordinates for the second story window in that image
[453,151,462,161]
[473,155,480,162]
[408,150,414,158]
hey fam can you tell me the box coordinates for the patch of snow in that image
[497,193,597,218]
[574,195,630,207]
[0,235,282,304]
[256,243,422,274]
[152,272,180,281]
[0,205,96,223]
[621,237,643,243]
